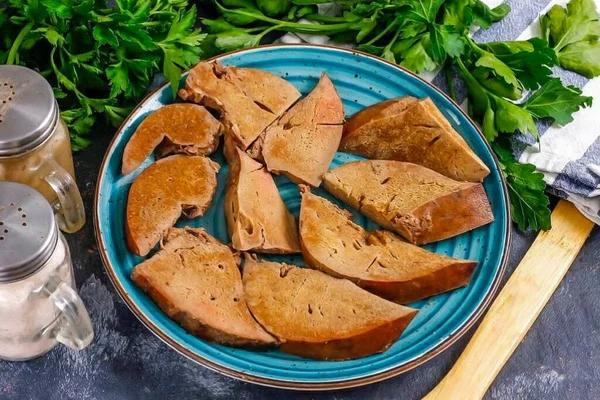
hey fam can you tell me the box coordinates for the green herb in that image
[0,0,205,150]
[257,0,292,17]
[3,0,595,232]
[493,139,552,231]
[456,52,591,230]
[523,78,593,125]
[541,0,600,78]
[477,38,557,91]
[455,58,538,142]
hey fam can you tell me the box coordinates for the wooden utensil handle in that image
[424,200,594,400]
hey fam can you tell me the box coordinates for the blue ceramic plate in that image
[94,45,511,390]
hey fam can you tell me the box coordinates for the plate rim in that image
[93,43,512,391]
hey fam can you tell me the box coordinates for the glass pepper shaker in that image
[0,182,94,361]
[0,65,85,233]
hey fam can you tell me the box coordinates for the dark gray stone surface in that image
[0,128,599,400]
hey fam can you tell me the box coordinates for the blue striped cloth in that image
[282,0,600,224]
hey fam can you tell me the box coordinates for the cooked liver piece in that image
[227,67,301,116]
[131,228,276,347]
[222,133,239,164]
[253,73,344,187]
[323,160,494,245]
[126,155,219,256]
[342,96,418,138]
[121,104,222,175]
[242,255,417,360]
[299,188,478,303]
[178,61,300,150]
[225,148,300,253]
[340,97,490,182]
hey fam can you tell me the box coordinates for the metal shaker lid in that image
[0,65,58,157]
[0,182,58,282]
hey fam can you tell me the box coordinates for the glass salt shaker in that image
[0,182,93,361]
[0,65,85,233]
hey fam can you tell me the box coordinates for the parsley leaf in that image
[443,30,466,57]
[541,0,600,77]
[558,40,600,78]
[465,36,527,100]
[61,108,94,152]
[406,0,445,24]
[471,1,510,29]
[400,36,437,73]
[1,0,206,150]
[480,38,557,90]
[457,57,538,141]
[107,58,155,99]
[442,0,473,31]
[493,140,552,231]
[214,30,261,51]
[441,0,509,33]
[494,96,539,140]
[523,78,593,125]
[429,24,464,63]
[475,53,520,89]
[116,26,157,51]
[158,6,205,99]
[93,25,119,47]
[482,100,498,141]
[105,105,133,127]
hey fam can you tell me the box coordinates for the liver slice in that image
[121,104,221,175]
[178,61,300,150]
[322,160,494,245]
[225,148,300,254]
[125,155,219,256]
[341,97,490,182]
[252,73,344,187]
[131,228,276,347]
[300,188,478,304]
[242,255,417,360]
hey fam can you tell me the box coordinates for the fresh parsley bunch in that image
[449,1,595,231]
[542,0,600,78]
[3,0,596,232]
[0,0,205,150]
[205,0,599,232]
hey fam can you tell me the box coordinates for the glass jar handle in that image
[42,159,86,233]
[44,277,94,351]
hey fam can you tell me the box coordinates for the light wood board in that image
[424,200,595,400]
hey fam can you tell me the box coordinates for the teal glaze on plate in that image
[94,45,510,389]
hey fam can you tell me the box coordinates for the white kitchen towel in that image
[281,0,600,224]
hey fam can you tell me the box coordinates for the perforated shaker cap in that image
[0,182,58,282]
[0,65,58,157]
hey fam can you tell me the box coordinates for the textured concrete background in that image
[0,125,599,400]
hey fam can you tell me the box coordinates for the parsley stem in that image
[150,2,164,14]
[246,26,271,33]
[444,63,457,102]
[6,21,34,65]
[257,24,286,40]
[216,2,353,33]
[456,57,496,100]
[142,21,164,27]
[464,35,485,56]
[303,14,357,23]
[382,25,402,54]
[365,19,397,46]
